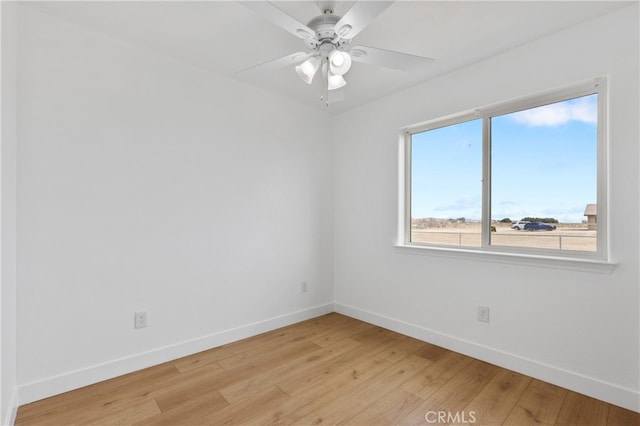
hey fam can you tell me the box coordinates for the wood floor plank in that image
[400,350,474,399]
[311,320,375,347]
[293,354,432,425]
[72,397,161,426]
[345,388,424,426]
[218,318,318,355]
[133,390,228,426]
[172,345,239,373]
[150,365,229,413]
[210,340,323,392]
[607,404,640,426]
[455,369,531,425]
[15,363,180,425]
[204,386,290,425]
[378,335,433,364]
[21,396,161,426]
[413,341,450,362]
[399,359,501,425]
[217,334,322,370]
[502,378,568,426]
[351,325,401,345]
[555,391,610,426]
[218,337,362,404]
[252,356,394,425]
[14,313,637,426]
[277,333,413,397]
[292,313,367,339]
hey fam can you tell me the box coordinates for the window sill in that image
[393,244,617,274]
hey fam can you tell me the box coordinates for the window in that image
[410,118,483,247]
[403,80,607,260]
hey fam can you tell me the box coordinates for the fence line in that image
[411,231,597,251]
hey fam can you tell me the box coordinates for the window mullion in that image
[404,132,412,244]
[481,116,491,248]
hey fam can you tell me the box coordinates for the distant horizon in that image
[410,216,588,224]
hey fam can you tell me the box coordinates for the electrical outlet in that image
[301,281,308,293]
[477,306,490,323]
[134,311,148,329]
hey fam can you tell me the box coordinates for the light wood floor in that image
[16,313,639,425]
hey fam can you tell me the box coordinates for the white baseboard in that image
[18,303,334,406]
[334,303,640,413]
[2,388,18,426]
[16,302,639,414]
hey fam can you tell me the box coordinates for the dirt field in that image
[411,223,597,252]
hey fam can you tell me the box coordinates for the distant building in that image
[584,204,597,230]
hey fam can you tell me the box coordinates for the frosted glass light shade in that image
[295,57,321,84]
[327,72,346,90]
[328,50,352,75]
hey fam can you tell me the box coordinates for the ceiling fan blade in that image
[334,1,394,39]
[236,52,310,76]
[238,1,316,40]
[350,45,434,71]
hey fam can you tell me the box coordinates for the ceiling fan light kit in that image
[295,56,321,84]
[328,50,351,75]
[239,0,434,106]
[327,71,347,90]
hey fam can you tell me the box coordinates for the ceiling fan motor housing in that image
[305,14,351,57]
[306,14,340,46]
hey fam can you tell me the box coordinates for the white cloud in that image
[511,96,597,127]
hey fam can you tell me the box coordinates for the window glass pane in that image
[411,119,483,247]
[490,94,597,252]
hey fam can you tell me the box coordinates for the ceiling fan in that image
[238,0,434,106]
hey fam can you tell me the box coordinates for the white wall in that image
[9,0,639,416]
[1,1,19,424]
[16,6,334,403]
[333,4,639,412]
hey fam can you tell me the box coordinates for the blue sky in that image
[411,94,597,223]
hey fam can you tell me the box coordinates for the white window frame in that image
[397,78,616,273]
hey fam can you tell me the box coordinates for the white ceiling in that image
[27,1,630,114]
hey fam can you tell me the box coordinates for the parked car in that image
[524,222,556,231]
[511,220,530,230]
